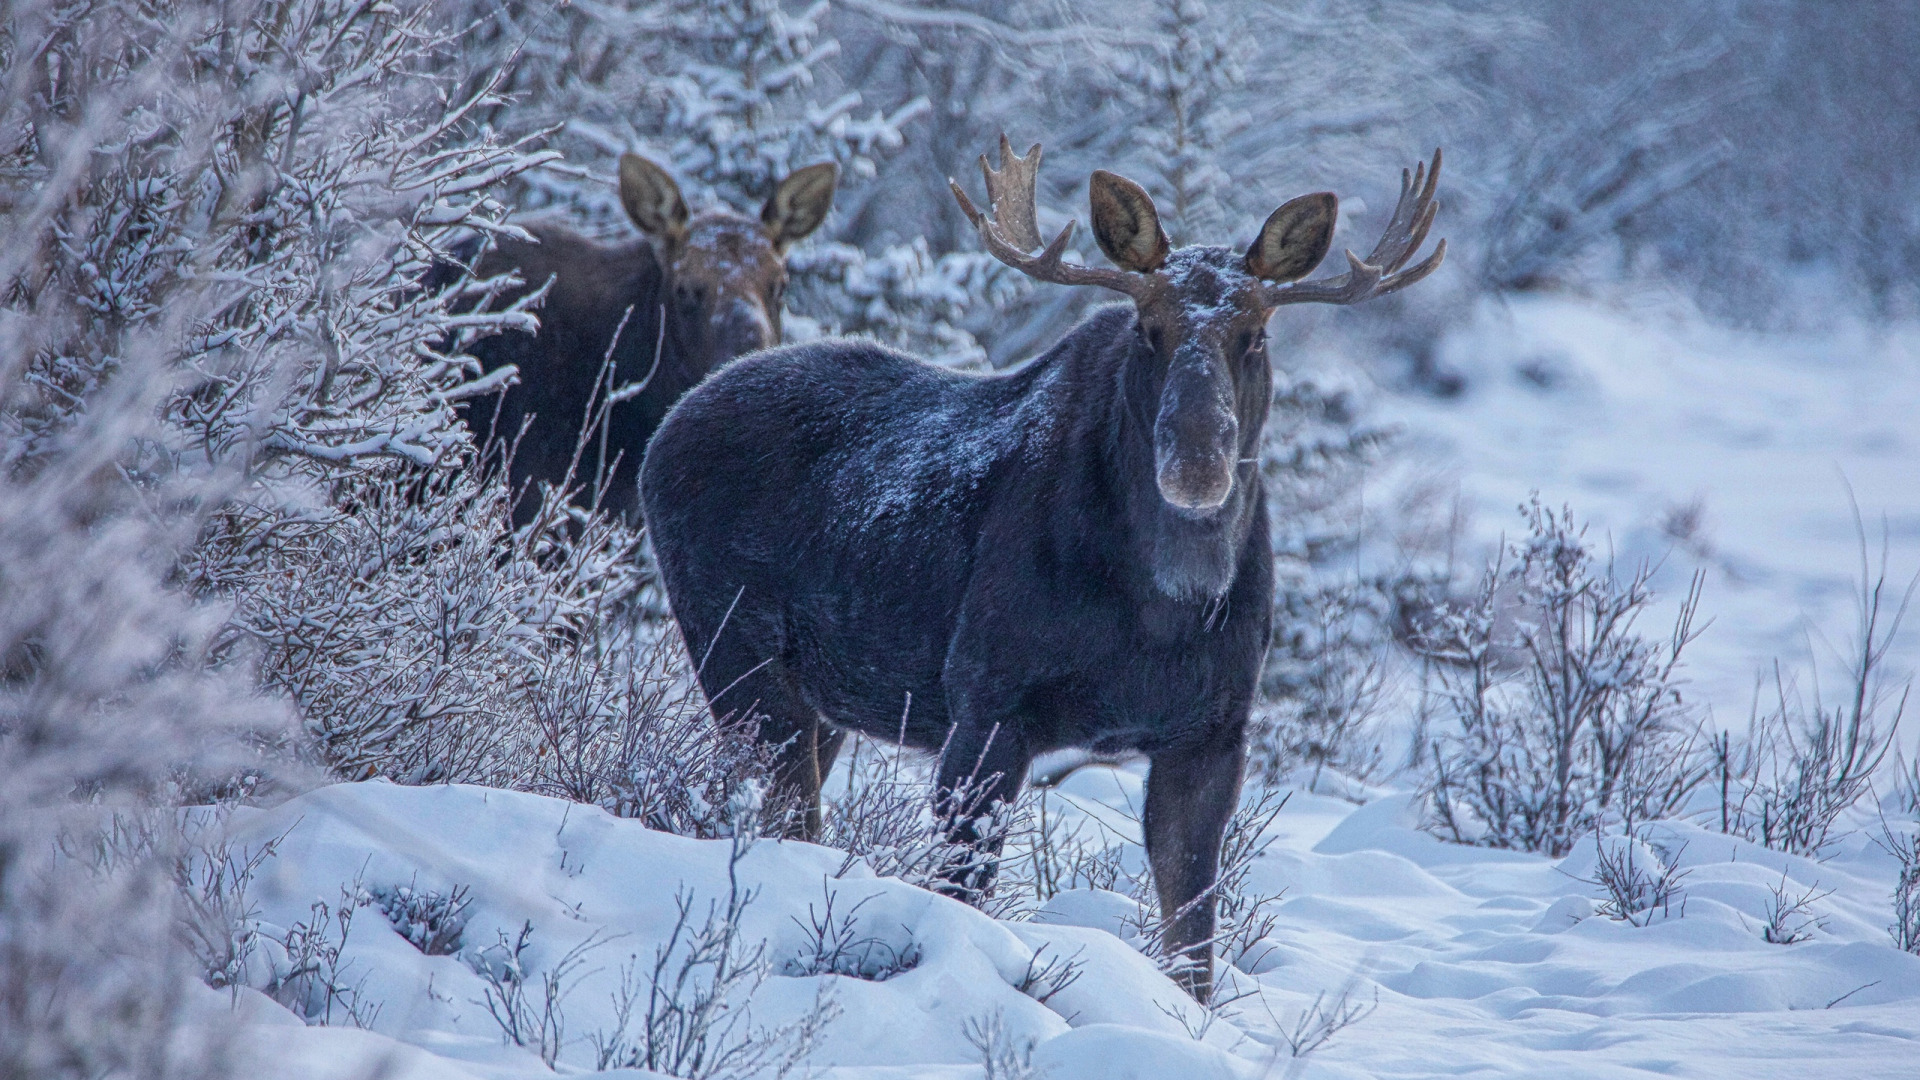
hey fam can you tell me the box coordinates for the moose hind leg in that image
[678,610,830,840]
[1144,729,1246,1003]
[758,710,845,842]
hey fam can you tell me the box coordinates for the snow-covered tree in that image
[1112,0,1247,246]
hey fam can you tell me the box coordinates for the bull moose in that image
[641,137,1443,1000]
[464,153,836,522]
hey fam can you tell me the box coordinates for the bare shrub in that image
[590,832,839,1078]
[1758,872,1830,946]
[1119,788,1289,993]
[1252,579,1391,788]
[1569,831,1689,927]
[1006,786,1129,905]
[1014,945,1085,1007]
[1711,536,1912,856]
[1420,499,1708,856]
[472,921,612,1067]
[262,880,383,1028]
[823,728,1008,905]
[373,880,473,957]
[781,885,921,982]
[963,1009,1040,1080]
[173,823,288,994]
[1270,982,1379,1059]
[1873,824,1920,954]
[1892,752,1920,818]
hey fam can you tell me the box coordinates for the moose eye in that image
[1240,329,1267,356]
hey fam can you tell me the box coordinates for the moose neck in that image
[1105,317,1263,605]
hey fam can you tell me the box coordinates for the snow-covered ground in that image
[1374,291,1920,724]
[186,294,1920,1078]
[201,771,1920,1079]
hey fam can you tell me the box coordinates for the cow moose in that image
[640,137,1443,1001]
[464,153,836,522]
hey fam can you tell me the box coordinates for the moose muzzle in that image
[1152,358,1239,513]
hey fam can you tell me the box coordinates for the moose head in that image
[951,138,1443,597]
[617,152,838,367]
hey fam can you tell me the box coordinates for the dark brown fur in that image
[464,156,835,522]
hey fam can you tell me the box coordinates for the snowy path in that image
[202,776,1920,1079]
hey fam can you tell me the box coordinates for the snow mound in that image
[207,773,1920,1078]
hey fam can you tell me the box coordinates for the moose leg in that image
[931,720,1031,906]
[757,712,845,841]
[678,614,833,841]
[1144,728,1246,1003]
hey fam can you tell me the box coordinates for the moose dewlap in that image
[641,136,1444,1002]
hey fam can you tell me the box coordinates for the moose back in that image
[642,137,1443,1000]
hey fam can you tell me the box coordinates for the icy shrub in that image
[1419,499,1708,856]
[373,881,473,957]
[1758,871,1830,946]
[1709,547,1912,856]
[964,1009,1040,1080]
[782,886,922,982]
[590,833,839,1078]
[261,882,383,1028]
[1566,831,1689,927]
[204,451,643,786]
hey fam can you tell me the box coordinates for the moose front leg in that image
[931,719,1031,906]
[1144,728,1246,1002]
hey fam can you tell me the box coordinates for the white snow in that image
[1373,291,1920,723]
[204,766,1920,1079]
[192,292,1920,1078]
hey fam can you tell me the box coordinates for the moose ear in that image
[762,162,838,248]
[1245,192,1337,283]
[619,153,689,244]
[1089,170,1170,273]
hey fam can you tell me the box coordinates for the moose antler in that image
[1261,149,1447,307]
[950,135,1158,301]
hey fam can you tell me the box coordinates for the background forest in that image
[3,0,1919,1076]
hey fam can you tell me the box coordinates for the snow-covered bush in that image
[1567,831,1690,927]
[782,885,922,981]
[1880,826,1920,955]
[0,0,331,1068]
[1418,499,1708,856]
[372,881,472,956]
[1107,0,1247,248]
[591,834,840,1078]
[463,0,1010,362]
[1708,553,1912,856]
